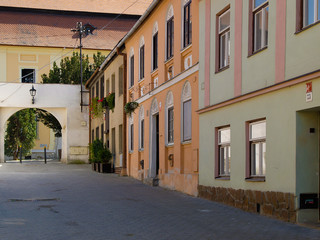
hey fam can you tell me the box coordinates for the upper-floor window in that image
[253,0,269,52]
[303,0,320,27]
[21,68,35,83]
[183,0,192,48]
[91,86,95,99]
[119,66,124,96]
[217,127,231,177]
[217,8,230,70]
[166,5,174,60]
[248,120,266,177]
[100,76,104,99]
[139,36,145,80]
[152,22,158,71]
[129,48,134,88]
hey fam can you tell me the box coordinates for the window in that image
[119,66,123,96]
[139,106,144,150]
[183,0,192,48]
[183,100,191,141]
[119,124,123,154]
[129,124,134,152]
[168,107,174,144]
[166,6,174,60]
[297,0,320,30]
[95,81,99,99]
[217,127,231,177]
[182,82,192,142]
[101,124,104,143]
[106,79,110,95]
[249,0,269,54]
[249,120,266,177]
[217,9,230,70]
[130,55,134,88]
[111,73,115,93]
[92,129,94,142]
[100,76,104,99]
[153,32,158,70]
[91,86,94,99]
[21,69,35,83]
[139,39,145,80]
[96,126,99,140]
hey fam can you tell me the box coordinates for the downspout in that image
[88,88,92,162]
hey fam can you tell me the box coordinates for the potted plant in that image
[89,139,113,173]
[124,101,139,115]
[98,146,113,173]
[105,92,115,112]
[89,97,104,119]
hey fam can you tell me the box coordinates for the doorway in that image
[151,113,159,177]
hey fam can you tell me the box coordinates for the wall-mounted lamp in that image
[29,85,36,104]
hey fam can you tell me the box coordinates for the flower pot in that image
[99,163,113,173]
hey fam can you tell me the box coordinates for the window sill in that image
[181,140,191,145]
[151,68,158,75]
[138,148,144,152]
[248,46,268,58]
[166,143,174,148]
[180,44,192,54]
[129,150,134,154]
[215,65,230,74]
[164,56,174,64]
[215,176,230,180]
[138,78,145,83]
[245,177,265,182]
[295,20,320,34]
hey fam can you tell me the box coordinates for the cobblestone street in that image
[0,162,319,240]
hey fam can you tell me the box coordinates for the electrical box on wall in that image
[300,193,319,209]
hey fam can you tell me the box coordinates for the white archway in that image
[0,83,89,163]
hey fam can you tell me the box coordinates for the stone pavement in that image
[0,162,319,240]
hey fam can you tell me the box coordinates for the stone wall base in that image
[198,185,296,222]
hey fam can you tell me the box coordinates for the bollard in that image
[44,146,47,164]
[19,145,22,164]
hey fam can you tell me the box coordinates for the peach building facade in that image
[123,0,199,196]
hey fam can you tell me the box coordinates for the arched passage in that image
[1,108,65,162]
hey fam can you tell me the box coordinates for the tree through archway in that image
[5,108,62,161]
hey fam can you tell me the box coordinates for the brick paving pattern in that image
[0,162,319,240]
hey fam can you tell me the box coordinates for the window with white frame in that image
[183,0,192,48]
[218,9,230,69]
[166,5,174,60]
[249,120,266,177]
[303,0,320,27]
[218,127,231,177]
[152,22,158,71]
[139,36,145,80]
[253,0,269,52]
[139,106,145,150]
[166,91,174,145]
[129,114,134,152]
[129,48,134,88]
[181,81,191,142]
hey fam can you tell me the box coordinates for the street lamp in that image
[29,85,36,104]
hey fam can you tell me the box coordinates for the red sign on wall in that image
[306,82,312,102]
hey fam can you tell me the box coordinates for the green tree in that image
[5,109,37,159]
[41,51,105,85]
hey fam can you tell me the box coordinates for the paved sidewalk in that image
[0,162,319,240]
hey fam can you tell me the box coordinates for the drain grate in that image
[8,198,60,202]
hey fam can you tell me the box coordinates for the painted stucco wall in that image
[285,1,320,80]
[0,83,89,163]
[199,77,320,219]
[125,0,199,196]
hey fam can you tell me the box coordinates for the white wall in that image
[0,83,89,163]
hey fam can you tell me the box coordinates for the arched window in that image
[181,81,192,142]
[139,106,145,150]
[139,36,145,81]
[166,5,174,60]
[152,22,158,71]
[129,113,134,152]
[165,91,174,145]
[182,0,192,48]
[129,47,134,88]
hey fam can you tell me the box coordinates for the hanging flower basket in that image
[89,97,104,119]
[124,101,139,115]
[105,93,115,112]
